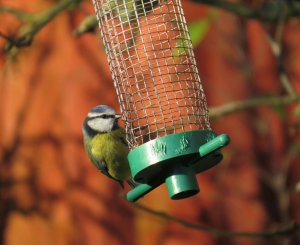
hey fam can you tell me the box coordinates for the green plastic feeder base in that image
[126,130,230,202]
[165,164,199,200]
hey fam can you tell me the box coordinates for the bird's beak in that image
[115,114,121,119]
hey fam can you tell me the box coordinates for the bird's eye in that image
[101,114,114,119]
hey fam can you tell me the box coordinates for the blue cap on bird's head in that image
[88,105,115,117]
[83,105,121,135]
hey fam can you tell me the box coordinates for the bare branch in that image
[30,0,81,36]
[191,0,299,21]
[133,202,300,238]
[192,0,258,19]
[1,0,82,51]
[209,94,300,119]
[264,7,297,97]
[73,15,98,37]
[0,6,32,21]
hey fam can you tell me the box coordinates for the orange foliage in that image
[0,0,299,245]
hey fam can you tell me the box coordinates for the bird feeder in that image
[92,0,230,201]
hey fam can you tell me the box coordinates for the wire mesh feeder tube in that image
[92,0,230,201]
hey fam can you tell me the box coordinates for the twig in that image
[192,0,258,19]
[1,0,82,50]
[258,141,300,225]
[209,94,300,119]
[29,0,81,36]
[133,202,300,238]
[73,15,98,37]
[264,3,297,97]
[0,6,32,21]
[191,0,299,21]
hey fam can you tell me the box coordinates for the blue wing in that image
[93,158,124,188]
[83,137,124,187]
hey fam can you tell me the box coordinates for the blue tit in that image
[82,105,134,188]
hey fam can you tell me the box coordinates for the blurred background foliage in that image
[0,0,300,244]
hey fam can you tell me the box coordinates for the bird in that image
[82,105,134,188]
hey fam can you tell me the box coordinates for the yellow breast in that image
[90,128,131,181]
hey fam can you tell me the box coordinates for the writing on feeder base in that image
[126,131,230,202]
[175,134,191,154]
[151,141,167,156]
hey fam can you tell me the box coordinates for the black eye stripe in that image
[89,114,115,119]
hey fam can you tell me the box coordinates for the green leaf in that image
[188,19,210,48]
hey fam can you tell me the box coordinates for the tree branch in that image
[192,0,258,18]
[133,202,300,238]
[73,0,300,38]
[191,0,299,21]
[209,94,300,119]
[0,6,32,21]
[73,15,98,37]
[264,7,297,97]
[1,0,82,51]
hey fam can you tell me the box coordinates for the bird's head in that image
[83,105,121,135]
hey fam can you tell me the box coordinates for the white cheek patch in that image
[87,118,103,131]
[87,118,114,132]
